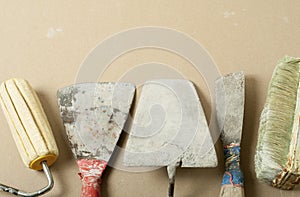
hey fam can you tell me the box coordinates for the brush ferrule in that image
[221,144,244,187]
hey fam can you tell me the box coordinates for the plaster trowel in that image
[215,72,245,197]
[57,82,135,197]
[124,79,217,197]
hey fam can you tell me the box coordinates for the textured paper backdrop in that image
[0,1,299,196]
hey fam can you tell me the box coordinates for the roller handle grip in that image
[77,159,107,197]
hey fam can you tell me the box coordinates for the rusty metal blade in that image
[57,82,135,162]
[215,71,245,145]
[124,79,217,167]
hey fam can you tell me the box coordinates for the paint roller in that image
[0,78,59,196]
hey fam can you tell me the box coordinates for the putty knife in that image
[124,79,217,197]
[57,82,135,197]
[215,72,245,197]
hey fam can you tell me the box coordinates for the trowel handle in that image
[81,182,100,197]
[219,145,244,197]
[77,159,107,197]
[219,186,245,197]
[167,163,180,197]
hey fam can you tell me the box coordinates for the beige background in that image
[0,1,299,196]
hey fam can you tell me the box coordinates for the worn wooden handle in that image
[220,144,244,197]
[220,185,245,197]
[77,159,107,197]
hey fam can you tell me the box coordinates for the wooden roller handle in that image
[77,159,107,197]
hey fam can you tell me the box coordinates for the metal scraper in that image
[124,79,217,197]
[57,82,135,197]
[215,72,245,197]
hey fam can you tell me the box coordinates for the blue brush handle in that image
[220,144,244,197]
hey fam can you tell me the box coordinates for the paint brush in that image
[255,56,300,189]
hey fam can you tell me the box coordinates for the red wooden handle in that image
[77,159,107,197]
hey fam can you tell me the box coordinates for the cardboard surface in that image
[0,1,299,196]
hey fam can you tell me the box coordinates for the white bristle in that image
[255,56,300,189]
